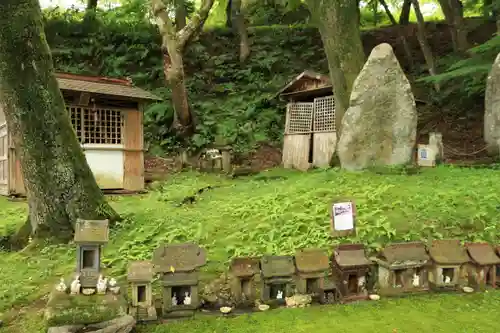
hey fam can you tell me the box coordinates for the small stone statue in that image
[276,290,283,300]
[412,274,420,287]
[70,275,81,295]
[444,275,451,284]
[108,278,117,288]
[172,293,178,306]
[358,276,366,291]
[56,277,67,293]
[183,291,191,305]
[96,275,108,294]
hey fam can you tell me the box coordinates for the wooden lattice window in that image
[68,106,124,144]
[285,103,314,134]
[313,96,335,132]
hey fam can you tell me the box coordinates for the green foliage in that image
[419,35,500,101]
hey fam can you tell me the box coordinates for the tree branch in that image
[151,0,178,49]
[177,0,215,50]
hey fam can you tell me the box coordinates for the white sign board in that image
[417,144,436,167]
[332,202,354,231]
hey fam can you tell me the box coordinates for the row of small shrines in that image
[69,220,500,321]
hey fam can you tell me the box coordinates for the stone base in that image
[47,315,135,333]
[129,306,157,321]
[163,309,195,318]
[45,288,128,327]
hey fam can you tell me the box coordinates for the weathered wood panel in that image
[312,132,337,168]
[282,134,311,171]
[9,141,25,195]
[123,108,144,191]
[0,124,8,195]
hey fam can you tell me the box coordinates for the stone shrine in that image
[260,255,295,304]
[128,261,157,321]
[153,243,206,318]
[229,257,261,306]
[74,219,109,289]
[294,248,330,303]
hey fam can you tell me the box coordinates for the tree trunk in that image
[87,0,98,10]
[399,0,411,24]
[306,0,366,136]
[226,0,233,28]
[379,0,414,71]
[438,0,468,53]
[152,0,215,137]
[175,0,187,30]
[0,0,119,244]
[411,0,440,91]
[231,0,250,62]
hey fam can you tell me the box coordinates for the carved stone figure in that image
[183,292,192,305]
[172,293,178,306]
[276,290,283,300]
[96,275,108,294]
[56,278,67,293]
[70,275,81,295]
[412,273,420,287]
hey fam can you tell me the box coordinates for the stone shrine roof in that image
[332,244,371,268]
[74,219,109,244]
[260,255,295,278]
[465,243,500,266]
[377,242,429,267]
[152,243,206,273]
[230,257,261,277]
[427,239,470,265]
[127,261,155,282]
[295,248,329,273]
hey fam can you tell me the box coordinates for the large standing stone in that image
[337,43,417,170]
[484,53,500,156]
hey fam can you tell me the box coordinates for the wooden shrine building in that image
[0,72,161,196]
[277,71,336,171]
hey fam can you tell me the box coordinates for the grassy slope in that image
[0,166,499,332]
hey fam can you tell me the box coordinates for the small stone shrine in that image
[427,239,470,291]
[331,244,372,303]
[127,261,157,321]
[373,242,430,295]
[152,243,206,318]
[294,248,330,303]
[229,257,261,306]
[74,219,109,289]
[464,242,500,289]
[260,255,295,304]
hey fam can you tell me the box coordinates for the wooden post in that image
[429,132,444,163]
[221,149,232,173]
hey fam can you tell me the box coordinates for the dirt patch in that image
[240,143,282,171]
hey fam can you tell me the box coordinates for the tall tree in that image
[305,0,366,135]
[379,0,414,70]
[175,0,187,30]
[231,0,251,62]
[437,0,469,53]
[87,0,98,10]
[152,0,215,136]
[411,0,440,91]
[0,0,119,244]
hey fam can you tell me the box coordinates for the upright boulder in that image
[337,43,417,170]
[484,53,500,156]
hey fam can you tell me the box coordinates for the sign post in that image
[331,201,356,237]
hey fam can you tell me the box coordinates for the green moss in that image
[44,289,127,327]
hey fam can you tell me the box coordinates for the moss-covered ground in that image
[0,166,499,332]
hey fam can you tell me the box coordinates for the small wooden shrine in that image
[295,248,331,303]
[427,239,470,291]
[373,242,430,295]
[229,257,261,306]
[152,243,206,318]
[465,242,500,289]
[260,255,295,304]
[74,219,109,288]
[331,244,372,302]
[127,261,157,321]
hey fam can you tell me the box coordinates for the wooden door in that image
[312,96,337,168]
[0,124,8,195]
[282,102,313,171]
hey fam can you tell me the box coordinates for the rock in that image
[220,306,232,314]
[285,294,312,308]
[369,294,381,301]
[337,43,418,170]
[484,52,500,156]
[82,288,96,296]
[84,315,135,333]
[44,287,128,327]
[462,286,474,293]
[47,325,84,333]
[257,304,270,311]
